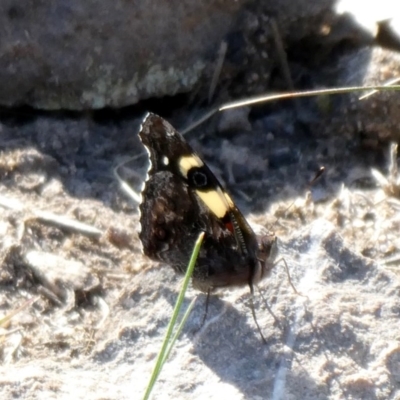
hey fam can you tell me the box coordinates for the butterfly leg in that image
[248,283,267,344]
[200,289,211,328]
[192,289,211,336]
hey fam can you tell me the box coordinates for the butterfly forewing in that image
[138,112,275,291]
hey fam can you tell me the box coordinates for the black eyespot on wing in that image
[189,168,208,188]
[187,167,217,189]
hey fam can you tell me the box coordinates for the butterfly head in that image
[253,233,278,284]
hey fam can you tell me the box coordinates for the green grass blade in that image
[142,231,205,400]
[162,296,197,366]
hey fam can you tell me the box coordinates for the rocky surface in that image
[0,0,368,110]
[1,1,400,399]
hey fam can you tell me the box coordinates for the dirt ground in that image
[1,61,400,398]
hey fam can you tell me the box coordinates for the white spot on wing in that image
[162,156,169,166]
[166,126,175,137]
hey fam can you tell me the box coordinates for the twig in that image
[0,195,103,238]
[0,297,39,327]
[269,17,298,112]
[181,85,400,134]
[359,77,400,100]
[208,41,227,104]
[94,295,110,329]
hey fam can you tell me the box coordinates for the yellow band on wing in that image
[223,192,235,208]
[178,155,204,178]
[179,155,232,219]
[196,188,230,218]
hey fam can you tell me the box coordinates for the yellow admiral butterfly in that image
[138,112,277,294]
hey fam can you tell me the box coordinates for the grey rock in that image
[0,0,343,110]
[311,47,400,147]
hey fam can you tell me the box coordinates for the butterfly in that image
[138,112,277,295]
